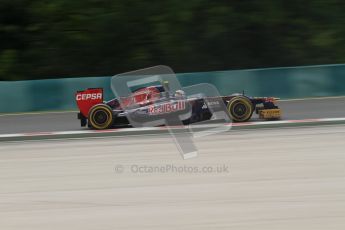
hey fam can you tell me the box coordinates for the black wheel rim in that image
[233,103,247,117]
[94,110,108,125]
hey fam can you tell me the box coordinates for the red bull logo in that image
[148,101,186,115]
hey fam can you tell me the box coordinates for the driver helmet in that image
[174,90,186,98]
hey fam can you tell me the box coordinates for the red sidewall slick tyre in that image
[227,96,253,122]
[88,104,114,130]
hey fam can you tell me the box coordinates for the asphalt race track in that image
[1,97,345,229]
[1,125,345,229]
[0,97,345,134]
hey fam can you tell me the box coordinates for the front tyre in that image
[88,104,114,129]
[227,96,253,122]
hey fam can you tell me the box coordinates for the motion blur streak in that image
[2,1,345,81]
[0,125,345,229]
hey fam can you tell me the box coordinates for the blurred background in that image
[1,0,345,81]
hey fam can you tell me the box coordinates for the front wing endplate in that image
[259,109,281,120]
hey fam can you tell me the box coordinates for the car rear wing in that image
[75,88,103,117]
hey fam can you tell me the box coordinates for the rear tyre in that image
[227,96,253,122]
[88,104,114,129]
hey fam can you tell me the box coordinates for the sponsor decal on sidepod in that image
[148,101,185,115]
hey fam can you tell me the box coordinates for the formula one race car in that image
[76,83,281,129]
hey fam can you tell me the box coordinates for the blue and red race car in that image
[76,83,281,129]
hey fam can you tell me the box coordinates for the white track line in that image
[0,110,77,117]
[279,95,345,102]
[1,117,345,139]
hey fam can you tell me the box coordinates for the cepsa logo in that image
[148,101,185,115]
[76,93,102,101]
